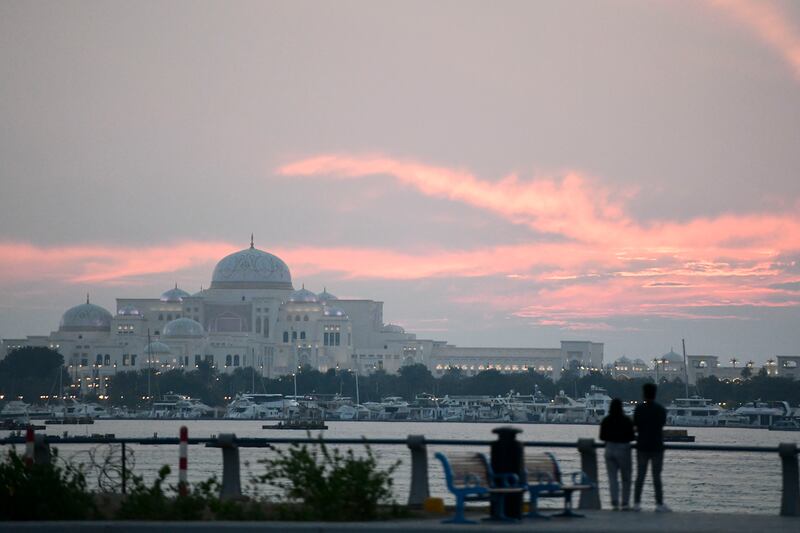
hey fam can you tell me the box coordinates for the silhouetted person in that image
[633,383,671,512]
[599,398,635,510]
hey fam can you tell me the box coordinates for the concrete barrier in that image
[206,433,241,499]
[577,438,601,510]
[406,435,429,508]
[779,442,799,516]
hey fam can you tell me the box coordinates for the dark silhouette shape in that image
[633,383,670,511]
[600,398,634,509]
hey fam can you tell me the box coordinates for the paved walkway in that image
[1,512,798,533]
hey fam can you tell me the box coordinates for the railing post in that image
[24,426,34,466]
[121,442,127,494]
[407,435,429,507]
[779,442,799,516]
[577,438,601,510]
[217,433,241,499]
[178,426,188,497]
[33,434,51,465]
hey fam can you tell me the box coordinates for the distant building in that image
[610,352,794,385]
[609,356,650,379]
[776,356,800,379]
[1,238,603,395]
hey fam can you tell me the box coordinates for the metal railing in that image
[2,431,798,516]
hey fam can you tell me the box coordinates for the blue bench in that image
[524,451,595,518]
[434,451,524,524]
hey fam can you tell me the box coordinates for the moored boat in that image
[667,396,720,427]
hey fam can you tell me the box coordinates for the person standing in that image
[600,398,635,510]
[633,382,671,512]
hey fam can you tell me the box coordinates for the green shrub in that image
[0,449,96,520]
[116,465,266,521]
[258,436,401,521]
[116,465,207,520]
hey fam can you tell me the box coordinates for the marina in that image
[2,389,799,431]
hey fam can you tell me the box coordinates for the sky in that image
[1,0,800,363]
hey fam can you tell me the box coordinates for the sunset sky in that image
[2,1,800,362]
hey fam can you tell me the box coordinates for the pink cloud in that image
[2,152,799,330]
[277,153,800,329]
[278,155,633,244]
[0,241,238,284]
[278,155,800,254]
[710,0,800,81]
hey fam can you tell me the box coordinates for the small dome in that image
[163,317,204,338]
[382,324,405,334]
[60,297,113,332]
[144,341,171,355]
[210,237,292,290]
[660,350,684,363]
[118,305,141,316]
[616,356,631,364]
[287,286,318,303]
[323,305,348,318]
[633,358,647,366]
[161,284,190,303]
[318,288,337,302]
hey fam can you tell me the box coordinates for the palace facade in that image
[2,238,605,395]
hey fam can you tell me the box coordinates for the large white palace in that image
[1,238,604,395]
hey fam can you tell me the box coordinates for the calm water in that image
[3,421,798,514]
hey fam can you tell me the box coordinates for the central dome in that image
[60,297,113,332]
[210,238,292,290]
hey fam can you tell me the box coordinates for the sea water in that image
[3,421,797,514]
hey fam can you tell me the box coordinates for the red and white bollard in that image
[179,426,188,496]
[24,426,35,466]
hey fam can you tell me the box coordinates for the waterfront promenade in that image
[0,511,798,533]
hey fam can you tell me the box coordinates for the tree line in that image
[2,347,800,407]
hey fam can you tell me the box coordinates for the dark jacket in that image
[633,401,667,452]
[599,414,635,443]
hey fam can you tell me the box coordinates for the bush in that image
[116,465,266,521]
[258,435,401,521]
[0,449,96,520]
[116,465,206,520]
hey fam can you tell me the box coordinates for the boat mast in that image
[682,338,689,397]
[147,328,152,401]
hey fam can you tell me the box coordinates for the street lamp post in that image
[354,367,360,407]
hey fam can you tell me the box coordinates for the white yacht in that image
[438,396,467,421]
[225,393,298,419]
[150,393,214,419]
[331,403,370,420]
[409,393,440,421]
[716,412,751,427]
[27,404,57,419]
[0,401,30,424]
[544,391,586,423]
[667,396,720,426]
[438,395,509,422]
[377,397,411,420]
[475,397,511,422]
[733,401,792,427]
[504,387,550,422]
[50,400,109,420]
[583,386,613,424]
